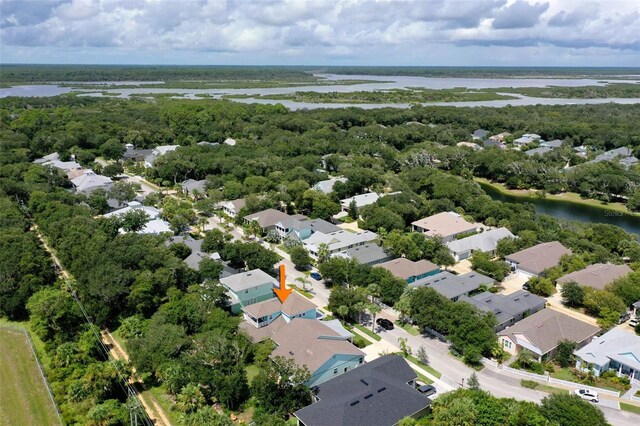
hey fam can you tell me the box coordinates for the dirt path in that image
[101,331,173,426]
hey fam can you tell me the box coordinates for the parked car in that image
[574,388,599,403]
[310,272,322,280]
[416,383,437,397]
[522,283,530,291]
[376,318,394,330]
[618,312,631,324]
[630,317,639,327]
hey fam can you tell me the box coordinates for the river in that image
[478,182,640,236]
[2,74,640,109]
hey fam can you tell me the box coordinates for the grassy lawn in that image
[144,386,182,426]
[550,367,629,392]
[401,353,442,379]
[289,284,314,299]
[353,324,382,342]
[0,327,60,426]
[396,321,420,336]
[550,367,575,382]
[620,402,640,415]
[520,380,567,395]
[412,370,434,385]
[245,365,260,384]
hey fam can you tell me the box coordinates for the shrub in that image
[521,380,538,389]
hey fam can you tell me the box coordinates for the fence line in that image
[547,377,620,397]
[495,362,621,397]
[21,327,63,425]
[630,395,640,403]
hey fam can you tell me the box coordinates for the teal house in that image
[377,258,440,283]
[220,269,278,314]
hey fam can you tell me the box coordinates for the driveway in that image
[500,274,528,294]
[449,259,472,274]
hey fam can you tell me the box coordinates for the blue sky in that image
[1,0,639,66]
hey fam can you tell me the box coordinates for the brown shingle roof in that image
[411,212,479,238]
[242,292,317,319]
[498,308,599,355]
[377,258,439,280]
[272,319,364,372]
[505,241,572,275]
[556,263,633,290]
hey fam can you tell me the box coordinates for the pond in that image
[478,182,640,236]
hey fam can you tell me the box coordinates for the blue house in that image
[377,258,440,283]
[241,292,319,328]
[271,319,365,387]
[220,269,278,314]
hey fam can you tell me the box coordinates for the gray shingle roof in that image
[294,355,431,426]
[335,243,394,265]
[410,271,494,300]
[459,290,546,326]
[505,241,571,275]
[244,208,291,229]
[556,263,633,290]
[220,269,277,293]
[446,227,514,255]
[525,147,553,157]
[377,258,440,281]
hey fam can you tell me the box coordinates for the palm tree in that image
[317,243,330,264]
[369,303,382,333]
[354,302,367,325]
[295,276,311,292]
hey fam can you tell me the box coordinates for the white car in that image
[574,388,599,403]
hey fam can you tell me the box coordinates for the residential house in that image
[306,218,341,235]
[104,201,172,235]
[483,139,506,149]
[181,179,207,197]
[456,142,482,150]
[224,137,236,146]
[574,328,640,381]
[513,135,541,147]
[632,301,640,318]
[33,152,61,165]
[590,147,634,164]
[304,230,378,259]
[241,292,318,331]
[573,146,588,158]
[197,141,219,147]
[244,317,365,388]
[275,215,313,241]
[122,144,153,162]
[498,309,599,362]
[293,355,432,426]
[525,147,553,157]
[446,227,514,261]
[71,170,113,194]
[505,241,572,279]
[217,198,246,218]
[313,177,347,194]
[411,212,481,243]
[620,156,638,168]
[409,271,494,301]
[45,159,83,172]
[489,132,512,142]
[459,290,546,331]
[332,243,395,266]
[556,263,633,291]
[540,139,564,149]
[244,208,299,233]
[220,269,278,314]
[377,258,440,283]
[166,235,235,274]
[144,145,179,168]
[472,129,490,140]
[340,192,380,212]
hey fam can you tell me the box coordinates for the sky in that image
[1,0,639,66]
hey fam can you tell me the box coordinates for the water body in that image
[2,74,640,109]
[479,182,640,236]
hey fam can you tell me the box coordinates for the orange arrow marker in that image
[274,264,292,303]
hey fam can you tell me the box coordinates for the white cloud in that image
[0,0,638,65]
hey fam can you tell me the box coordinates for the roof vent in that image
[289,351,294,355]
[377,387,386,393]
[350,400,360,406]
[360,379,369,386]
[364,393,373,399]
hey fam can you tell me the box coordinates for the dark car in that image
[310,272,322,280]
[376,318,394,330]
[417,384,437,397]
[522,283,530,291]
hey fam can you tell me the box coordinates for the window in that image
[344,367,348,373]
[333,368,338,375]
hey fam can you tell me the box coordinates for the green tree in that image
[27,286,84,344]
[467,372,480,390]
[431,394,477,426]
[290,245,312,270]
[251,356,312,416]
[348,199,359,220]
[175,383,206,414]
[179,406,233,426]
[369,303,382,333]
[561,281,585,307]
[108,181,139,204]
[201,229,229,253]
[120,209,150,232]
[555,340,577,368]
[198,258,224,280]
[539,394,608,426]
